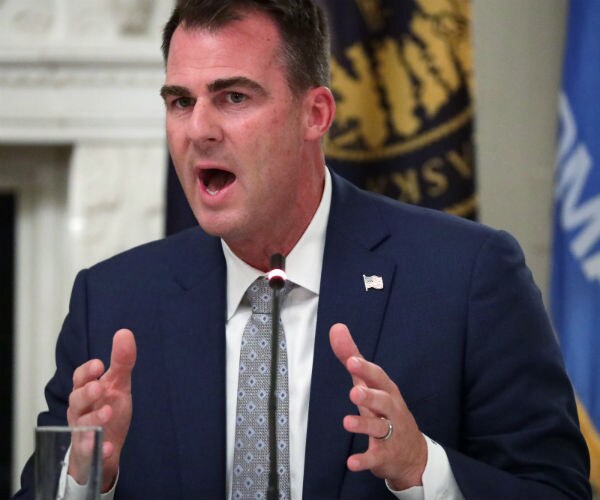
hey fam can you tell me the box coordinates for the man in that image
[14,0,590,499]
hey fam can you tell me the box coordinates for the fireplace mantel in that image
[0,0,174,142]
[0,45,166,143]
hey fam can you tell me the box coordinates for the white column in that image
[67,142,166,274]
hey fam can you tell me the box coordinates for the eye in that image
[226,92,247,104]
[173,97,194,109]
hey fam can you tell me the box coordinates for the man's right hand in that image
[66,329,137,493]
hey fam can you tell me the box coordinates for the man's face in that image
[163,12,322,254]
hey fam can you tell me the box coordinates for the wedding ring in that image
[375,417,393,441]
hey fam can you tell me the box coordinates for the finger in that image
[72,359,105,389]
[347,450,380,472]
[102,329,137,388]
[68,381,105,418]
[75,404,112,428]
[71,428,103,456]
[346,356,399,396]
[102,441,115,461]
[349,386,393,419]
[344,414,392,440]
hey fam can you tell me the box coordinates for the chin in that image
[193,205,256,241]
[193,215,236,240]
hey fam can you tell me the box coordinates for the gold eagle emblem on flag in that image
[322,0,476,218]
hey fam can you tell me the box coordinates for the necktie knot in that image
[246,276,292,314]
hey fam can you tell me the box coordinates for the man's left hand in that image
[329,323,428,491]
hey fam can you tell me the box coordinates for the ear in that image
[303,86,336,141]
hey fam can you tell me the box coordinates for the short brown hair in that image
[162,0,330,94]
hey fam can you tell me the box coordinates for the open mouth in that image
[200,168,236,196]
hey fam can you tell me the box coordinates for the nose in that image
[187,99,224,144]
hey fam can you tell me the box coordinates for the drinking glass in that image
[34,426,102,500]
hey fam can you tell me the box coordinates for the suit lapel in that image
[303,174,397,498]
[160,230,227,499]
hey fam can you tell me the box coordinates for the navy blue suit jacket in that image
[16,173,590,499]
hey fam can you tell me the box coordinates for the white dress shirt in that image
[68,169,463,499]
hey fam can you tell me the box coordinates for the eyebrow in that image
[160,77,268,101]
[160,85,191,100]
[207,77,267,96]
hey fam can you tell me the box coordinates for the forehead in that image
[165,11,286,85]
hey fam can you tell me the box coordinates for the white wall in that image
[473,0,569,302]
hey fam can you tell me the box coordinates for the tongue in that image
[205,169,235,195]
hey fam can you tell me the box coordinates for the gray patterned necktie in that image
[232,277,292,500]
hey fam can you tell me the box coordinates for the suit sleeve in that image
[446,230,591,499]
[12,270,92,500]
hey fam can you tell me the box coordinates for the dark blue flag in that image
[318,0,476,218]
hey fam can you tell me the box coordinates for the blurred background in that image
[1,0,598,496]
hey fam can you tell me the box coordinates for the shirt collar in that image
[222,168,332,320]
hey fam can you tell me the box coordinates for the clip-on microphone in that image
[266,253,286,500]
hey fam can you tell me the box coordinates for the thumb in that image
[103,328,137,387]
[329,323,361,365]
[329,322,367,386]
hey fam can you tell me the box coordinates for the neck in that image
[226,166,325,271]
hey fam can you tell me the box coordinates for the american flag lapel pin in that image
[363,274,384,291]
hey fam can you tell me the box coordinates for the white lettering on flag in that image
[556,93,600,283]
